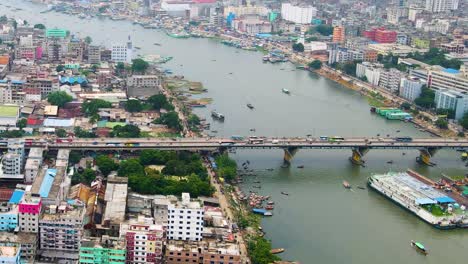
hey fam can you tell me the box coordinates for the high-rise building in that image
[0,141,25,180]
[379,69,404,92]
[332,26,345,43]
[18,194,42,233]
[435,89,468,119]
[400,77,425,101]
[120,216,164,264]
[356,62,383,86]
[280,3,317,24]
[39,203,86,262]
[425,0,458,12]
[111,37,133,63]
[167,193,204,241]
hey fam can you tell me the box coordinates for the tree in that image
[56,128,67,137]
[12,20,17,30]
[187,114,200,130]
[308,59,322,70]
[292,43,304,52]
[316,24,333,36]
[414,87,435,109]
[81,169,96,185]
[84,36,92,44]
[74,127,97,138]
[435,118,448,129]
[69,151,81,165]
[400,102,412,110]
[81,99,112,117]
[118,159,144,176]
[248,237,281,264]
[436,108,455,119]
[16,118,27,129]
[343,62,358,76]
[0,16,7,23]
[305,36,318,42]
[33,24,46,29]
[131,59,149,73]
[111,125,141,138]
[98,6,108,13]
[125,99,143,113]
[96,155,118,176]
[56,64,65,72]
[460,112,468,130]
[154,111,182,131]
[47,91,72,107]
[147,94,173,111]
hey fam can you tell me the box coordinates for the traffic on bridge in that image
[5,136,467,166]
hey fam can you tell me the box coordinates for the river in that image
[3,1,467,263]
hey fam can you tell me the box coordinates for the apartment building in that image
[167,193,204,241]
[18,194,42,233]
[79,235,126,264]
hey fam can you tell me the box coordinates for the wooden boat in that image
[411,241,428,255]
[267,201,275,205]
[297,165,304,168]
[270,248,285,254]
[247,103,254,109]
[281,192,289,196]
[357,186,366,190]
[343,181,351,189]
[265,205,274,210]
[387,160,394,164]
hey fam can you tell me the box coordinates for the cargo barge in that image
[368,172,467,229]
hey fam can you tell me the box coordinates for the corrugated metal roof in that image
[39,169,57,198]
[44,118,74,127]
[8,190,24,204]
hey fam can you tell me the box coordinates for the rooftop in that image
[44,105,59,116]
[8,190,24,204]
[0,243,20,257]
[38,169,57,198]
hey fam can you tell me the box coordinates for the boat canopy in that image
[415,198,437,205]
[434,196,456,204]
[415,242,425,250]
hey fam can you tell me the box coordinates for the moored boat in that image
[247,103,254,109]
[211,111,225,120]
[270,248,285,254]
[282,88,290,94]
[265,205,274,210]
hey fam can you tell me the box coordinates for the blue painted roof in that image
[415,197,436,205]
[39,169,57,198]
[434,196,455,203]
[59,76,88,84]
[44,118,74,127]
[443,68,459,74]
[11,80,25,85]
[8,190,24,204]
[0,80,7,83]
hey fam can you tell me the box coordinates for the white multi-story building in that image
[24,148,43,184]
[329,47,364,64]
[127,75,162,89]
[281,3,317,24]
[39,203,86,263]
[425,0,458,12]
[111,38,133,63]
[18,194,42,233]
[120,215,165,264]
[379,68,404,93]
[0,141,25,180]
[356,62,383,86]
[167,193,204,241]
[387,7,407,24]
[423,19,450,34]
[435,89,468,119]
[400,77,425,101]
[410,65,468,92]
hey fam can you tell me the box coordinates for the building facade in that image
[434,89,468,120]
[280,3,317,24]
[400,77,425,101]
[167,193,204,241]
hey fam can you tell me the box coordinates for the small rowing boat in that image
[270,248,285,254]
[411,240,428,255]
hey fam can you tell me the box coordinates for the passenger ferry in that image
[211,111,225,120]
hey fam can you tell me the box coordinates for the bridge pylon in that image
[350,147,369,165]
[283,147,299,166]
[418,147,438,166]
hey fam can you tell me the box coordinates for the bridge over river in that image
[8,137,468,166]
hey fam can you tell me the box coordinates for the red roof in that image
[27,117,44,126]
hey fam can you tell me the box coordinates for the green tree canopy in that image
[308,59,322,70]
[74,127,97,138]
[147,94,173,111]
[435,118,448,129]
[56,128,67,137]
[33,23,46,29]
[111,124,141,138]
[292,43,304,52]
[131,59,149,73]
[118,159,145,176]
[69,151,81,165]
[400,102,412,110]
[154,111,182,132]
[248,237,281,264]
[56,64,65,72]
[125,99,143,113]
[414,87,435,109]
[460,112,468,130]
[47,91,72,107]
[81,99,112,117]
[316,24,333,36]
[96,155,118,176]
[72,168,96,185]
[84,36,92,44]
[16,118,27,129]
